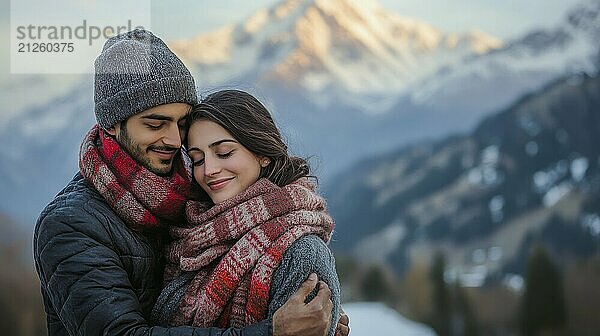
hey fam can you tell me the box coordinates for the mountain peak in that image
[169,0,502,102]
[567,0,600,34]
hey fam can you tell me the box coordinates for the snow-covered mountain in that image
[0,0,598,226]
[0,74,84,130]
[170,0,502,112]
[327,73,600,283]
[0,80,95,224]
[0,0,503,224]
[0,22,86,129]
[397,0,600,129]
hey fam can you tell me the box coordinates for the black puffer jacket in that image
[33,173,271,336]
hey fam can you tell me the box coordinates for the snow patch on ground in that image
[343,302,437,336]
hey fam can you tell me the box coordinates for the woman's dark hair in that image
[186,89,311,187]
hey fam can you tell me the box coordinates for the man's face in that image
[107,103,191,175]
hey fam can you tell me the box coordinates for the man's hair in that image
[94,29,197,129]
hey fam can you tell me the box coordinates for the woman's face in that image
[187,119,267,204]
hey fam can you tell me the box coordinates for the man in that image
[33,29,349,336]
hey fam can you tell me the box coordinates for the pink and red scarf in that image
[165,177,334,328]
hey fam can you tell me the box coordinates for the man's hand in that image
[273,273,333,336]
[335,307,349,336]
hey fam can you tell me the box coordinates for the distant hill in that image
[326,73,600,284]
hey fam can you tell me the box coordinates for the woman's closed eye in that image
[192,150,234,166]
[216,150,234,159]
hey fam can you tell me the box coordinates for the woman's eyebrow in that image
[187,139,237,153]
[208,139,237,148]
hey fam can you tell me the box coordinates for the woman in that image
[152,90,341,336]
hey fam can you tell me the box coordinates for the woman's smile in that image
[206,177,235,191]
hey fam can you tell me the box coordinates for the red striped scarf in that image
[164,178,334,328]
[79,125,191,232]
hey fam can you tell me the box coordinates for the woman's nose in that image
[203,155,221,176]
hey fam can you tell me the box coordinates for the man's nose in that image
[162,122,182,148]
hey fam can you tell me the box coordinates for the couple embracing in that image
[34,29,349,336]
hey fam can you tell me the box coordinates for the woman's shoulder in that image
[271,234,338,296]
[284,235,332,260]
[269,235,341,336]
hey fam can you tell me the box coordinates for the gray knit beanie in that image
[94,29,197,129]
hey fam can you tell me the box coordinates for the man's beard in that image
[118,124,177,176]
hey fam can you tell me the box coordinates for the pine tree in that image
[430,252,451,336]
[520,245,566,336]
[452,283,479,336]
[360,264,392,302]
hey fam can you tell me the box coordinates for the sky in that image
[150,0,584,40]
[0,0,585,78]
[0,0,585,39]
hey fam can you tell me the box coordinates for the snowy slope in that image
[0,74,83,130]
[363,0,600,161]
[405,0,600,115]
[0,80,94,224]
[343,302,437,336]
[0,18,86,130]
[327,73,600,281]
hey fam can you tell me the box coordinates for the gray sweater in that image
[153,235,341,336]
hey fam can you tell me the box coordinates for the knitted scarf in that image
[79,124,192,232]
[159,178,334,328]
